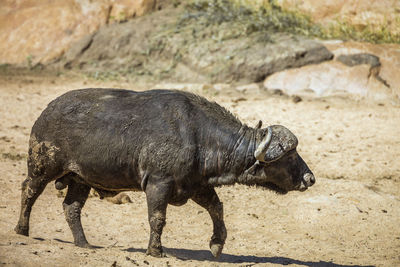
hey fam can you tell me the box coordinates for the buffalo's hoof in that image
[15,225,29,236]
[146,247,166,258]
[76,242,96,249]
[210,243,223,258]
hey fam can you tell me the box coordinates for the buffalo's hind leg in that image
[145,177,173,257]
[192,187,227,258]
[15,138,64,236]
[62,179,92,248]
[15,176,51,236]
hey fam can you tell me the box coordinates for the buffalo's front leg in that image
[192,187,227,258]
[145,177,172,257]
[63,179,91,248]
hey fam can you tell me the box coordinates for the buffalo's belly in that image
[69,157,142,191]
[77,171,141,191]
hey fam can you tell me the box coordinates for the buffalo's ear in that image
[254,125,298,163]
[255,120,263,129]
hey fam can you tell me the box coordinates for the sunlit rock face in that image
[0,0,109,66]
[0,0,157,66]
[263,41,400,103]
[324,42,400,102]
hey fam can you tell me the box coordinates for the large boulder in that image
[59,6,333,84]
[325,41,400,101]
[263,41,400,103]
[0,0,110,66]
[0,0,158,66]
[169,34,334,83]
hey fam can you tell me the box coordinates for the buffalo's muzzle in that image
[298,173,315,191]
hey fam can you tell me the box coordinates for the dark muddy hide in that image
[15,88,315,258]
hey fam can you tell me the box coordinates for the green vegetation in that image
[324,21,400,44]
[180,0,400,44]
[26,54,33,69]
[0,64,10,71]
[179,0,322,42]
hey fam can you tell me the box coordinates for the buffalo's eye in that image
[278,143,284,151]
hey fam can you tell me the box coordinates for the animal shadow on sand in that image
[52,238,103,249]
[125,247,375,267]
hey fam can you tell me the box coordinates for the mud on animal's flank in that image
[28,135,60,177]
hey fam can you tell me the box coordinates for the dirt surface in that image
[0,71,399,266]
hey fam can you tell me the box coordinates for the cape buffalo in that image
[15,89,315,258]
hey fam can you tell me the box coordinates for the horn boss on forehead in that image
[254,125,298,163]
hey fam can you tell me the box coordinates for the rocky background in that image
[1,1,400,266]
[1,0,399,103]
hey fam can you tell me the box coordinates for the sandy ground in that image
[0,71,399,267]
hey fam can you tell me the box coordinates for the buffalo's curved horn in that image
[254,125,298,163]
[255,120,263,129]
[254,126,272,161]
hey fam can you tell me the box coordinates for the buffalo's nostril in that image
[310,174,315,185]
[303,173,315,186]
